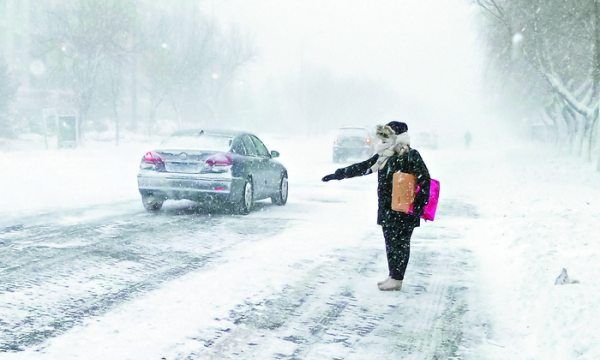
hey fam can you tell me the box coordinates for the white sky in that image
[204,0,485,133]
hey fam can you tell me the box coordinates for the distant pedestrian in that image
[464,131,472,148]
[322,121,430,291]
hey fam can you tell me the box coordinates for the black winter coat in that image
[335,148,430,228]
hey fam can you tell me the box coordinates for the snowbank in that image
[454,142,600,359]
[0,140,153,219]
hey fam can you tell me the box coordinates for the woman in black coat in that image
[322,121,430,291]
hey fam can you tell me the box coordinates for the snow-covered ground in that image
[0,135,156,219]
[460,142,600,359]
[0,132,598,359]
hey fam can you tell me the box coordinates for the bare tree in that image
[139,9,254,132]
[205,27,255,123]
[477,0,600,166]
[139,9,217,133]
[37,0,135,141]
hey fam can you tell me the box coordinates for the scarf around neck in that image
[369,131,410,173]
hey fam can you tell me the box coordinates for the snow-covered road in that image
[0,190,482,359]
[0,136,489,359]
[0,200,290,352]
[2,134,599,359]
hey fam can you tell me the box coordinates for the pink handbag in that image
[409,178,440,221]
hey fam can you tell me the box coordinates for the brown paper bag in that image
[391,172,416,213]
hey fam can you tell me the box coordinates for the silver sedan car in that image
[137,129,288,214]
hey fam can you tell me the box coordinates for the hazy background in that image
[0,0,486,148]
[3,0,599,162]
[204,0,484,136]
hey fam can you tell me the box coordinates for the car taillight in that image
[205,152,232,172]
[365,137,371,144]
[140,151,165,171]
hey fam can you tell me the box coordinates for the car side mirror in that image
[270,150,280,158]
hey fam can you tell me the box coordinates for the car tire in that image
[234,177,254,215]
[142,193,164,212]
[271,173,288,206]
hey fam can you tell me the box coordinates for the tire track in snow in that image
[0,202,291,352]
[171,200,486,360]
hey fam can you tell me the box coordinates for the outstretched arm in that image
[322,155,379,181]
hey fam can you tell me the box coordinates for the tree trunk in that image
[589,111,600,162]
[588,112,598,160]
[171,100,182,130]
[544,106,562,144]
[130,58,138,132]
[579,117,589,156]
[148,108,156,138]
[593,0,600,165]
[562,106,577,151]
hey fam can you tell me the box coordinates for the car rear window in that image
[338,128,368,137]
[160,133,233,151]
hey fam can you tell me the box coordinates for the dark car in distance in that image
[332,126,374,163]
[137,129,288,214]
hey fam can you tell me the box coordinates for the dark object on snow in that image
[554,268,580,285]
[57,115,79,149]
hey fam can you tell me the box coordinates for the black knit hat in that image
[386,121,408,135]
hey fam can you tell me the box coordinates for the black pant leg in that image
[382,225,414,280]
[395,226,413,280]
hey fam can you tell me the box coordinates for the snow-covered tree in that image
[477,0,600,166]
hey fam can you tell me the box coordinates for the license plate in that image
[165,162,200,173]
